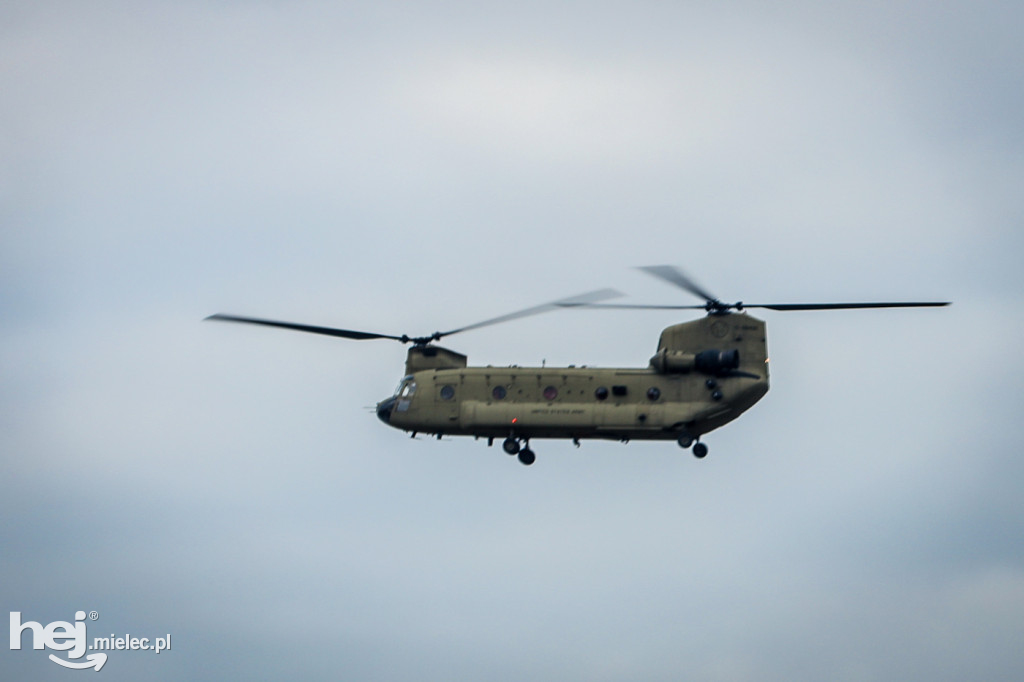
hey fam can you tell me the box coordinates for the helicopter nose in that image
[376,396,396,424]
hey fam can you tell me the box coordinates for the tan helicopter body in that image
[380,315,768,463]
[207,266,947,465]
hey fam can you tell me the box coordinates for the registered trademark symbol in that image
[89,611,99,621]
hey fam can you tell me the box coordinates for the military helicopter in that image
[207,266,948,465]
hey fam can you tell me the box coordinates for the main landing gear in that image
[502,437,535,466]
[677,432,709,459]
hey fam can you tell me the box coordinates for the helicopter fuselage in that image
[376,314,770,449]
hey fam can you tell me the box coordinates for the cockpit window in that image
[394,375,415,396]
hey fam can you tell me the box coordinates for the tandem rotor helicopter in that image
[207,266,948,465]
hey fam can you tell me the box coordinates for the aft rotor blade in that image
[637,265,720,304]
[747,301,951,311]
[205,314,408,342]
[439,288,623,337]
[559,303,709,310]
[567,301,950,312]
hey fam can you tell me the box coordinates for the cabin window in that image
[612,385,628,397]
[439,385,455,400]
[492,386,507,400]
[595,386,609,400]
[647,387,661,401]
[543,386,558,401]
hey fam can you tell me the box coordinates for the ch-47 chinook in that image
[206,266,949,466]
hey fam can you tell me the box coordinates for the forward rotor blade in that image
[637,265,720,304]
[205,314,407,342]
[439,288,623,337]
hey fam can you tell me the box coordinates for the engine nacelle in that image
[650,348,740,375]
[649,349,696,373]
[694,349,740,375]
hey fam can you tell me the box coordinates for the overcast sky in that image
[2,1,1022,680]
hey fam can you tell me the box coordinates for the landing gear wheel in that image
[502,437,520,455]
[692,442,708,459]
[677,432,694,449]
[518,448,536,466]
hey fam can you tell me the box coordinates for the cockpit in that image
[393,375,417,398]
[379,376,417,425]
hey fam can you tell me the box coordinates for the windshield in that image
[393,375,416,397]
